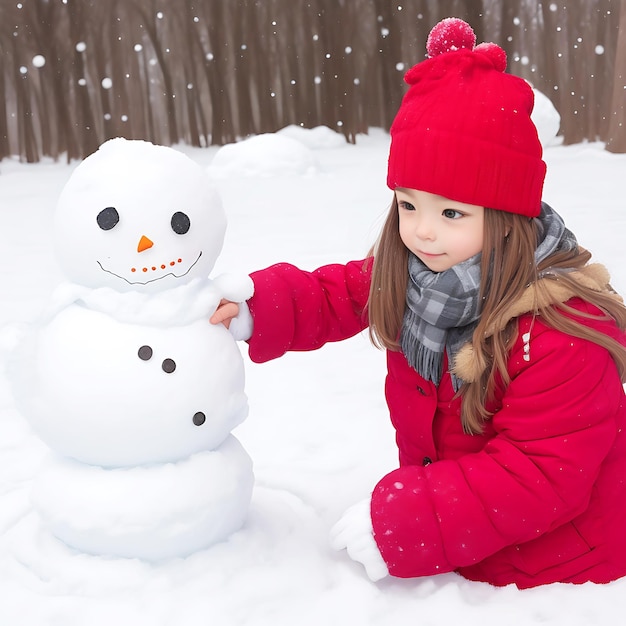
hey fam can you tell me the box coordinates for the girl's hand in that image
[210,299,253,341]
[330,498,389,582]
[210,299,240,329]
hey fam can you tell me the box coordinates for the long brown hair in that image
[367,197,626,434]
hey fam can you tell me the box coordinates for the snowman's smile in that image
[97,251,203,285]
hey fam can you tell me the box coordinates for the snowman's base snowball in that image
[31,435,254,561]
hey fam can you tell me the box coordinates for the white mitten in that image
[227,300,253,341]
[330,498,389,582]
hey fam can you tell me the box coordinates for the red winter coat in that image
[246,259,626,588]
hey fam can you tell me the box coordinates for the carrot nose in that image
[137,235,154,252]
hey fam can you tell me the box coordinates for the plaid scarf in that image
[400,202,578,390]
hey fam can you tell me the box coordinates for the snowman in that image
[11,138,254,560]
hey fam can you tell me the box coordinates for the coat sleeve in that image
[370,318,624,578]
[246,259,371,363]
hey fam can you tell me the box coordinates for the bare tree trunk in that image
[140,45,157,142]
[68,1,99,158]
[0,3,11,160]
[370,1,405,132]
[178,4,205,147]
[12,38,38,163]
[204,0,237,144]
[130,0,179,145]
[231,2,256,138]
[91,22,115,144]
[29,0,81,160]
[606,0,626,152]
[0,42,10,161]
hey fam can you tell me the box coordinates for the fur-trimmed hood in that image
[453,263,624,384]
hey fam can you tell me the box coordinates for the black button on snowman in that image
[13,138,254,560]
[136,343,205,423]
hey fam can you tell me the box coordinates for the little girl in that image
[212,18,626,588]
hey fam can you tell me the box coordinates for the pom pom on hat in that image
[425,18,507,70]
[387,18,546,217]
[426,17,476,57]
[474,42,507,71]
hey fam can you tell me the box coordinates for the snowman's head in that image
[53,138,226,292]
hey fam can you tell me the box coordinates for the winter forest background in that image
[1,0,626,164]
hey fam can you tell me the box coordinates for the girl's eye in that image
[443,209,463,219]
[399,201,415,211]
[171,211,191,234]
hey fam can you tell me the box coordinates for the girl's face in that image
[396,188,484,272]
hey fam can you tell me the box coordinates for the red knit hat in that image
[387,18,546,217]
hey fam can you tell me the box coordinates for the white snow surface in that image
[1,121,626,624]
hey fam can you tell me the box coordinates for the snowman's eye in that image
[171,211,191,235]
[97,207,120,231]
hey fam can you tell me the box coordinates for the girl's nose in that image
[415,219,436,241]
[137,235,154,252]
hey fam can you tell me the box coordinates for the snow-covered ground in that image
[1,123,626,625]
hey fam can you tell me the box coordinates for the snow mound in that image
[208,133,318,178]
[532,88,561,148]
[277,125,347,149]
